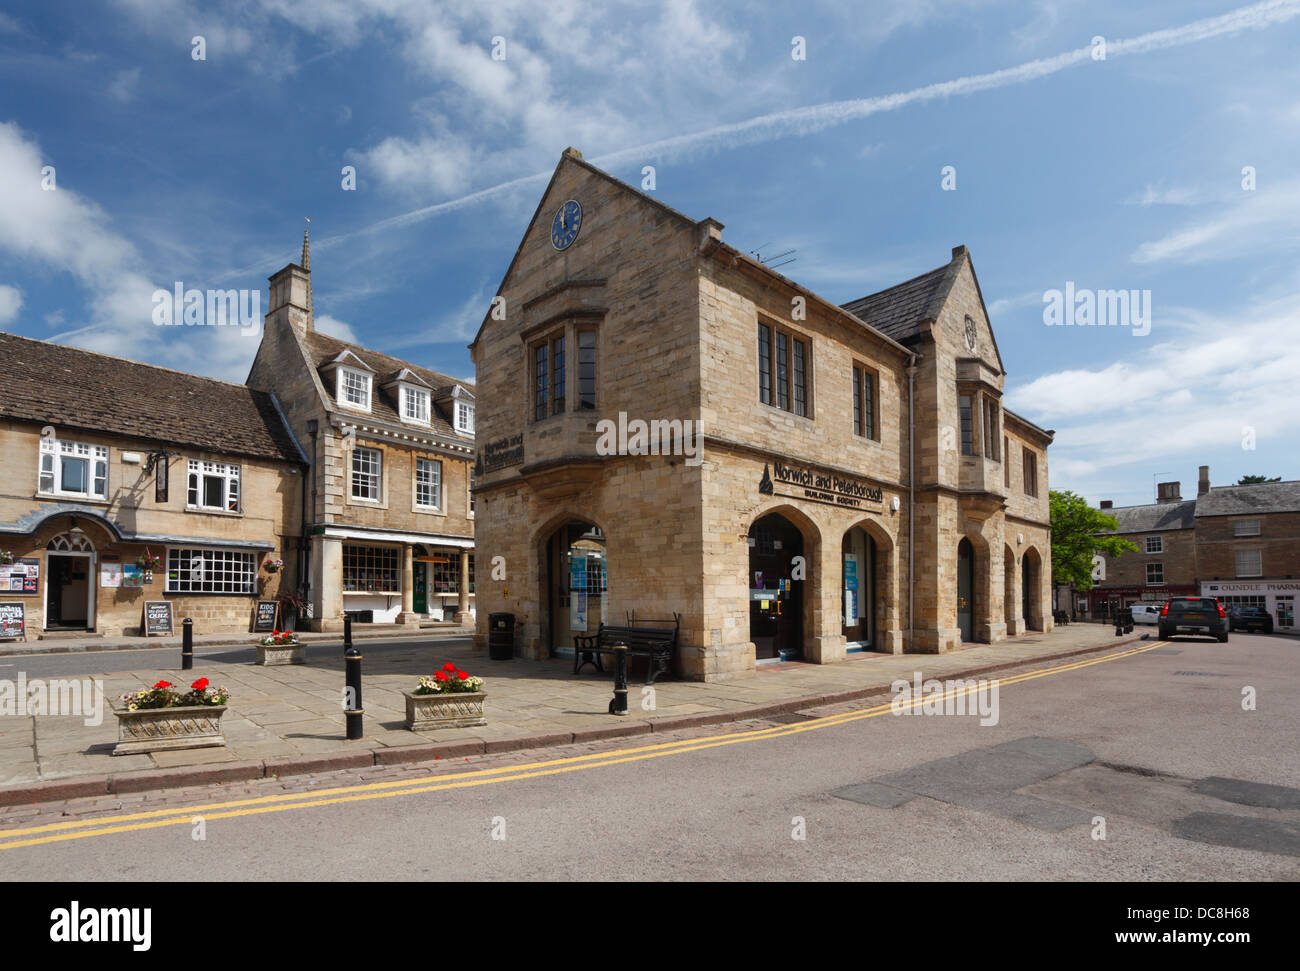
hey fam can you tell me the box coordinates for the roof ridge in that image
[840,262,949,308]
[0,330,265,395]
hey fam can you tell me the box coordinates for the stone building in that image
[0,333,305,636]
[1088,466,1299,630]
[469,149,1054,680]
[247,233,477,631]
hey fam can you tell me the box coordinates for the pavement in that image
[0,622,1150,805]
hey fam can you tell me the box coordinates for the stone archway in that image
[536,514,610,659]
[1022,546,1044,631]
[841,519,900,654]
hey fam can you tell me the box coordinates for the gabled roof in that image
[1095,499,1198,534]
[1195,480,1300,517]
[840,264,952,343]
[0,332,303,463]
[301,330,473,436]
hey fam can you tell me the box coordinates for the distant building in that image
[247,232,477,630]
[0,333,305,636]
[1089,466,1299,630]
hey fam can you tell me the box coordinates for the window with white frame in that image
[166,548,256,594]
[456,401,475,434]
[1146,562,1164,585]
[342,544,400,593]
[1233,520,1261,537]
[187,459,240,511]
[403,386,431,424]
[1235,550,1262,578]
[39,438,109,499]
[1145,535,1163,554]
[338,368,371,410]
[351,446,382,500]
[415,457,442,509]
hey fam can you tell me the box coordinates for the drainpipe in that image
[906,355,918,650]
[304,419,318,613]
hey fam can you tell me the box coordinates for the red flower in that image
[192,678,209,691]
[153,680,172,689]
[434,671,448,681]
[455,670,468,680]
[442,662,457,671]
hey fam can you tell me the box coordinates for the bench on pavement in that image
[572,612,680,684]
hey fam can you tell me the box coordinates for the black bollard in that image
[343,613,353,653]
[609,642,629,716]
[181,617,194,670]
[344,643,364,739]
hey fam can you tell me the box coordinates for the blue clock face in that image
[551,200,582,250]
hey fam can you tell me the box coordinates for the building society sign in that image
[481,433,524,473]
[759,462,884,510]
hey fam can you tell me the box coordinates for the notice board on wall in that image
[0,558,39,595]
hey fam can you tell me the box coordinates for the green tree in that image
[1049,489,1139,591]
[1237,474,1281,484]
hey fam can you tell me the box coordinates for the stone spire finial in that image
[302,219,312,317]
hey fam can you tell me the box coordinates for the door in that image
[46,553,93,630]
[957,539,974,642]
[748,513,803,660]
[413,562,427,614]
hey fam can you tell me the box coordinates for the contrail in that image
[227,0,1299,278]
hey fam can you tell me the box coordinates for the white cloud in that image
[0,284,22,325]
[315,313,359,343]
[106,67,141,104]
[1131,179,1300,264]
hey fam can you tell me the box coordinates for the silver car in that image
[1130,603,1162,625]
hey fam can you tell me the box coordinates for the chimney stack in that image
[1198,465,1210,497]
[1100,500,1113,510]
[265,228,314,336]
[1156,481,1182,504]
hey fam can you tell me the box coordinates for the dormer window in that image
[338,367,371,411]
[456,401,475,434]
[403,386,431,424]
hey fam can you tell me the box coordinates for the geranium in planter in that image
[404,662,486,730]
[113,678,230,755]
[256,629,305,666]
[136,551,163,571]
[0,550,13,566]
[263,556,284,574]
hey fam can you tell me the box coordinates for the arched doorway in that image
[543,520,608,656]
[1022,547,1042,631]
[46,530,96,631]
[957,538,974,642]
[842,524,881,650]
[748,512,804,660]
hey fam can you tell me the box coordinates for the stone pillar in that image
[311,536,344,632]
[396,545,418,626]
[455,549,472,624]
[1005,551,1023,636]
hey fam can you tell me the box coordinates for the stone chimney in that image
[1198,465,1210,497]
[265,226,314,336]
[1100,500,1113,510]
[1156,481,1182,504]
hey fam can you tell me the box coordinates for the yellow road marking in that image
[0,641,1165,850]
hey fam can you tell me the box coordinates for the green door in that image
[413,562,427,614]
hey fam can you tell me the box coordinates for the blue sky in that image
[1,0,1297,507]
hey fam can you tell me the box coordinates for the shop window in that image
[166,548,256,594]
[431,555,472,593]
[187,459,240,512]
[39,438,108,500]
[342,544,399,593]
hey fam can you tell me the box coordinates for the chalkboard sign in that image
[253,600,280,632]
[0,602,24,639]
[142,600,174,636]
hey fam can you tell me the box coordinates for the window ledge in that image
[413,505,447,517]
[185,506,243,517]
[35,492,109,505]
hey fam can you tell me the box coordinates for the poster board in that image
[252,600,280,633]
[569,553,588,632]
[0,602,24,639]
[142,600,174,636]
[0,558,39,595]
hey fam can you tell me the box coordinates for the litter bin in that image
[488,612,516,660]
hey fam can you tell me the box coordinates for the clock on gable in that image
[551,200,582,250]
[963,315,978,352]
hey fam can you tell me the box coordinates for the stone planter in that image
[112,704,227,756]
[256,641,306,665]
[403,691,487,730]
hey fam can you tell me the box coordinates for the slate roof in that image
[1195,480,1300,517]
[0,332,303,463]
[1096,499,1197,534]
[840,263,953,343]
[300,331,473,438]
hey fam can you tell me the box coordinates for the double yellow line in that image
[0,641,1164,851]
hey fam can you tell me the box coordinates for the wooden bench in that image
[572,612,680,684]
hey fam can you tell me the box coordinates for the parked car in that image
[1130,603,1162,625]
[1228,605,1274,634]
[1158,597,1228,642]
